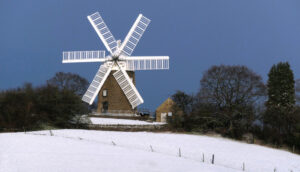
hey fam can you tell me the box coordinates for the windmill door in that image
[102,101,108,113]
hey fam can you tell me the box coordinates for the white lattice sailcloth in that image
[87,12,118,54]
[120,14,151,56]
[82,64,112,105]
[124,56,169,70]
[62,50,106,63]
[113,67,144,109]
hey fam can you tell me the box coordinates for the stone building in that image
[156,98,174,122]
[97,71,136,115]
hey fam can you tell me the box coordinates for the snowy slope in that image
[0,130,299,172]
[89,117,165,125]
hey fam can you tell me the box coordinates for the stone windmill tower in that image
[62,12,169,115]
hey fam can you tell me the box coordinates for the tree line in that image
[0,72,90,131]
[1,62,299,152]
[168,62,300,152]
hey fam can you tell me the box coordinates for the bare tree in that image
[47,72,89,96]
[198,65,266,134]
[200,65,265,109]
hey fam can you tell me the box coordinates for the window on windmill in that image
[103,90,107,97]
[168,112,172,116]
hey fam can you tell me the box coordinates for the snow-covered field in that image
[0,130,299,172]
[89,117,165,125]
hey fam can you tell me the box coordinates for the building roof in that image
[156,97,174,112]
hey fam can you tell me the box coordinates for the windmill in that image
[62,12,169,114]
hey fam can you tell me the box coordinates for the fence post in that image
[202,153,205,162]
[178,148,181,157]
[49,130,53,136]
[211,154,214,164]
[112,141,116,146]
[292,145,295,153]
[150,145,154,152]
[242,162,245,171]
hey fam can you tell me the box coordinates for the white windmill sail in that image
[113,67,144,109]
[63,12,170,110]
[124,56,169,70]
[120,14,151,56]
[82,64,112,105]
[87,12,118,54]
[62,50,106,63]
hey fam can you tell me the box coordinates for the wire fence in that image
[22,130,295,172]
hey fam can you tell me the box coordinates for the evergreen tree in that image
[296,79,300,104]
[264,62,296,138]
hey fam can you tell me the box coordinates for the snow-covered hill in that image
[0,130,299,172]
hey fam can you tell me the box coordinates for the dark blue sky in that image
[0,0,300,110]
